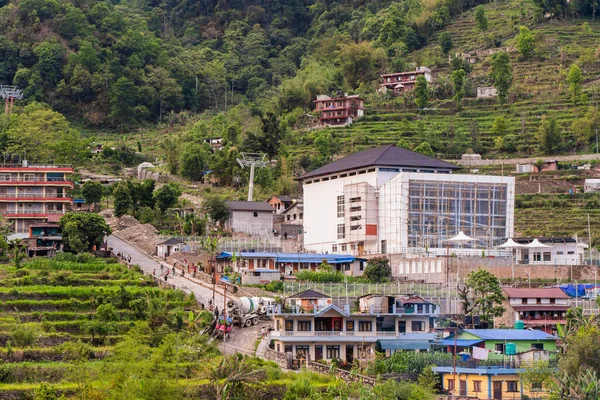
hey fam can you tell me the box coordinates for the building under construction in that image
[299,145,515,256]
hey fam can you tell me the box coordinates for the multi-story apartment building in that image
[314,94,364,127]
[494,288,569,334]
[379,66,433,94]
[268,291,438,363]
[0,163,74,232]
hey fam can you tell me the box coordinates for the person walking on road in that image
[152,269,156,276]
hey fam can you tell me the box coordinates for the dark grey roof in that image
[226,201,274,212]
[298,144,459,180]
[270,195,301,203]
[288,289,330,299]
[158,238,185,246]
[512,237,577,244]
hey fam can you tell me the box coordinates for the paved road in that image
[107,235,225,308]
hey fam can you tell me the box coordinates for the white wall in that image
[227,211,273,236]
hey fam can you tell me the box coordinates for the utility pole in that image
[237,153,267,201]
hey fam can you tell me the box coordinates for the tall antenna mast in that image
[236,152,267,201]
[0,86,23,115]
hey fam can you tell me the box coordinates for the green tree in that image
[451,68,466,109]
[179,144,208,181]
[202,196,231,226]
[414,141,435,157]
[59,212,112,253]
[520,361,553,400]
[439,32,453,55]
[474,5,488,36]
[465,268,506,326]
[83,303,119,342]
[491,116,509,136]
[537,115,561,154]
[567,64,584,104]
[259,112,284,161]
[414,75,429,110]
[490,52,513,106]
[363,257,392,283]
[146,66,183,122]
[82,180,103,210]
[8,239,27,269]
[154,183,182,212]
[516,26,535,60]
[338,41,381,89]
[113,181,132,218]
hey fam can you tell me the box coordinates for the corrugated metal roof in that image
[377,339,432,350]
[226,201,274,212]
[464,329,557,341]
[433,366,526,375]
[298,144,459,181]
[216,252,355,264]
[157,238,185,246]
[438,339,485,347]
[503,287,569,299]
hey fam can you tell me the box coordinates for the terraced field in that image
[295,1,600,160]
[0,254,207,399]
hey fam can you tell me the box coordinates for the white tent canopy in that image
[446,231,476,243]
[524,239,552,248]
[495,238,526,249]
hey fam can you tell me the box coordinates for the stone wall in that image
[380,253,597,282]
[307,361,377,385]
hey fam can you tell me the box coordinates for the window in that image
[332,244,338,253]
[473,380,482,392]
[447,379,455,392]
[557,251,564,255]
[358,321,372,332]
[0,174,9,181]
[349,197,361,203]
[533,252,542,261]
[568,251,575,255]
[253,212,258,217]
[531,343,544,350]
[326,346,340,359]
[285,320,294,331]
[287,215,291,221]
[296,345,309,359]
[284,345,293,354]
[337,224,345,240]
[532,381,543,390]
[344,264,350,271]
[346,321,354,331]
[349,205,361,212]
[495,343,505,353]
[297,321,311,331]
[341,244,347,252]
[507,381,518,392]
[411,321,424,331]
[337,195,345,218]
[299,213,303,219]
[543,252,551,262]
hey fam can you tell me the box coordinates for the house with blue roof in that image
[439,329,558,361]
[216,251,366,284]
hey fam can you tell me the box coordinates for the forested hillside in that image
[1,0,600,189]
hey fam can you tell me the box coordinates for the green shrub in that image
[11,324,37,347]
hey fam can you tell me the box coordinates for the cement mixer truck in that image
[227,297,276,327]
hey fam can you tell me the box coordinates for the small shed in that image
[241,268,281,284]
[286,289,331,311]
[157,238,185,258]
[476,86,497,98]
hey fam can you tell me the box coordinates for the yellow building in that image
[433,366,549,400]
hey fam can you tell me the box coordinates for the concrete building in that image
[267,195,301,214]
[476,86,498,98]
[279,201,303,239]
[299,145,515,256]
[216,251,364,276]
[240,268,281,284]
[0,163,74,233]
[156,238,185,258]
[25,223,62,257]
[379,67,432,94]
[314,94,365,127]
[224,201,274,236]
[268,291,438,363]
[514,237,587,265]
[495,288,569,333]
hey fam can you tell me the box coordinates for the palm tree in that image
[203,354,265,400]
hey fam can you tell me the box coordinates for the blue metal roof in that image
[216,252,355,264]
[433,366,526,375]
[438,339,485,347]
[463,329,557,341]
[377,338,433,350]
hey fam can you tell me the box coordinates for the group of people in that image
[151,260,201,283]
[116,252,132,263]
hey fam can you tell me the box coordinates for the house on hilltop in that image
[314,94,364,127]
[379,66,432,94]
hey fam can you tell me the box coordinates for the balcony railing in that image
[0,179,72,184]
[271,330,399,337]
[0,193,70,199]
[1,210,66,215]
[268,303,438,316]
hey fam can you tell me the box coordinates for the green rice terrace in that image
[298,0,600,159]
[0,254,403,399]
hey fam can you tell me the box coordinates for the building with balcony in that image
[299,145,515,256]
[433,365,551,400]
[0,163,74,232]
[268,292,438,363]
[495,288,569,334]
[379,66,432,94]
[314,94,364,127]
[25,223,62,256]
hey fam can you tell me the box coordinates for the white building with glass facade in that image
[299,145,515,255]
